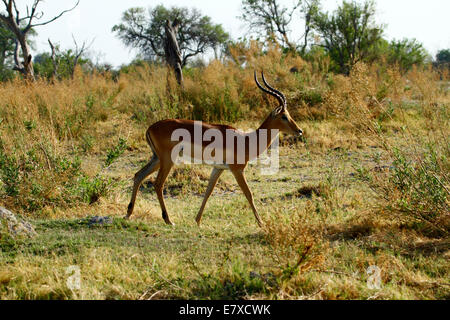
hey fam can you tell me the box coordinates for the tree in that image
[0,0,80,80]
[436,49,450,64]
[0,19,36,81]
[434,48,450,73]
[299,0,321,54]
[387,38,428,73]
[241,0,300,52]
[0,20,15,80]
[34,37,92,80]
[240,0,320,53]
[112,5,230,68]
[311,0,384,74]
[164,19,183,85]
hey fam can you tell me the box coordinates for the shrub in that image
[263,208,325,282]
[373,144,449,236]
[105,137,128,167]
[0,139,116,212]
[0,148,20,197]
[0,142,82,211]
[75,175,115,205]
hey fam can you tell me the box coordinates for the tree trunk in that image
[164,19,183,86]
[1,0,79,81]
[12,33,34,80]
[0,50,5,67]
[48,39,59,80]
[20,38,34,79]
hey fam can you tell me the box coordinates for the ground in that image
[1,119,448,299]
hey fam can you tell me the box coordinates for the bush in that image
[0,146,19,197]
[105,137,128,167]
[0,142,82,211]
[374,144,449,236]
[0,140,116,212]
[387,38,429,74]
[263,208,325,281]
[75,175,115,205]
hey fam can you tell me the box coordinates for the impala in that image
[126,71,303,227]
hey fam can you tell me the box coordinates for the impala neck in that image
[252,115,279,158]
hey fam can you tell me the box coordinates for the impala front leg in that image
[231,169,263,228]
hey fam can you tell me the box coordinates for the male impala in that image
[126,72,303,227]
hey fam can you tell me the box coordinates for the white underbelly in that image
[173,141,231,169]
[175,153,230,169]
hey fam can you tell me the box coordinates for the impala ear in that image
[272,106,284,116]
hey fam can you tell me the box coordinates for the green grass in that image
[1,138,448,300]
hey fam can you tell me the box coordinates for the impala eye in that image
[281,115,288,121]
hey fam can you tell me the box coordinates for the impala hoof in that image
[162,210,174,225]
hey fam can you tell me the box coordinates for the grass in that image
[0,45,448,299]
[0,136,448,300]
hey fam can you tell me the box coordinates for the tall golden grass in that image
[0,42,448,235]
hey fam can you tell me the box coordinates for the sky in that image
[8,0,450,67]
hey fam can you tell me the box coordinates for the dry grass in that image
[0,44,449,300]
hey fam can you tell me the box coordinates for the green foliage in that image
[311,0,384,74]
[0,67,14,82]
[0,142,80,211]
[23,120,36,131]
[80,134,94,152]
[436,49,450,64]
[301,89,324,106]
[105,138,128,167]
[0,140,116,212]
[0,21,16,81]
[0,147,20,197]
[435,49,450,71]
[118,59,149,74]
[112,5,230,67]
[185,85,242,122]
[75,175,115,205]
[33,49,91,80]
[389,145,448,227]
[387,38,429,73]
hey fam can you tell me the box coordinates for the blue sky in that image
[11,0,450,67]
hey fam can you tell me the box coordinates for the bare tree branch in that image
[0,0,81,79]
[69,34,94,78]
[241,0,300,51]
[24,0,80,32]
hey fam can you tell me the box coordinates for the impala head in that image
[254,71,303,137]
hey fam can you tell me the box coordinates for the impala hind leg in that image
[196,168,224,226]
[126,156,160,219]
[231,169,263,227]
[154,161,175,225]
